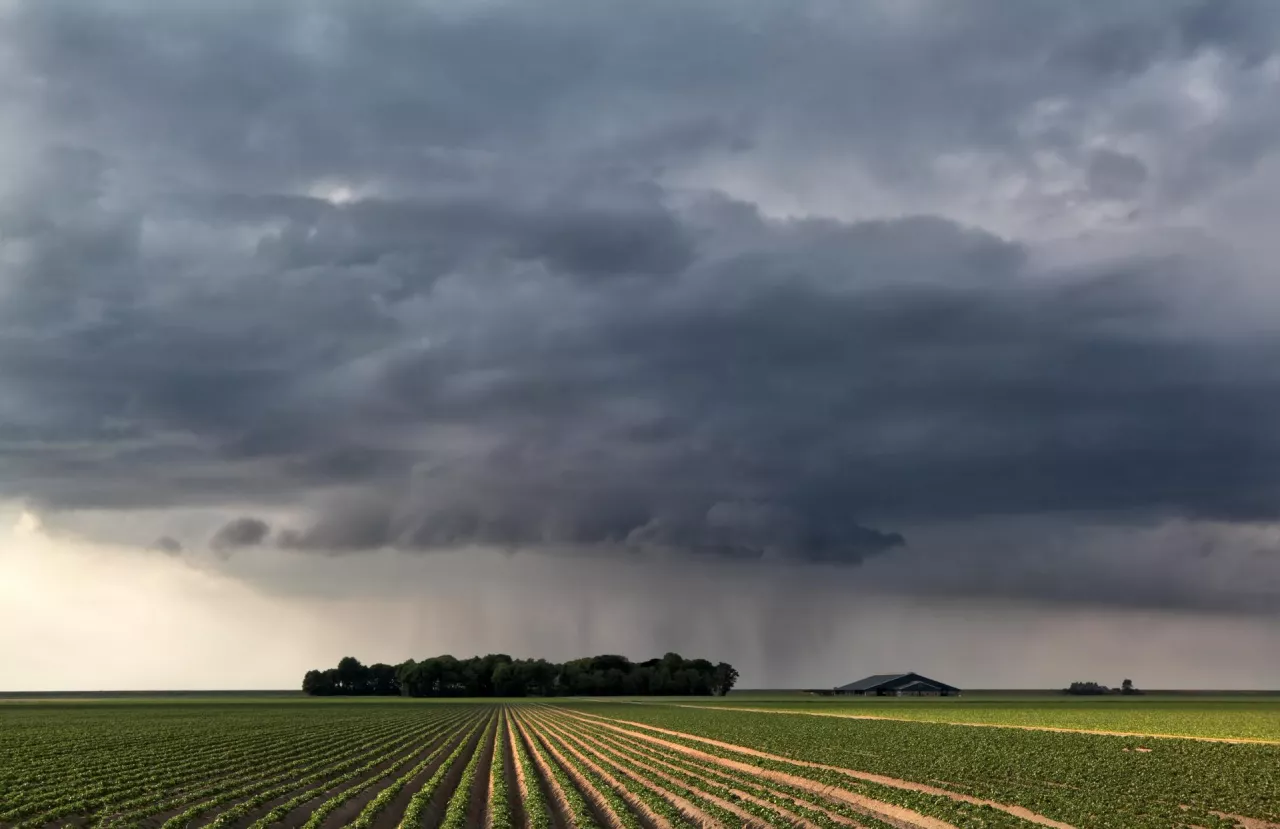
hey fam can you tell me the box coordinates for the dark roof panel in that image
[835,672,960,692]
[835,673,909,691]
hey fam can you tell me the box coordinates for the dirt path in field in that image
[523,712,671,829]
[511,714,575,829]
[564,709,1078,829]
[521,714,629,829]
[465,717,499,829]
[520,712,717,829]
[624,702,1280,746]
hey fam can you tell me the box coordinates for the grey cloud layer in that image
[4,1,1280,602]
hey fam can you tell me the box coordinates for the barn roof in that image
[835,672,959,692]
[835,673,911,692]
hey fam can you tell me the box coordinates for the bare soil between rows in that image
[463,716,498,829]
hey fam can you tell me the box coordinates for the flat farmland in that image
[617,693,1280,741]
[2,698,1278,829]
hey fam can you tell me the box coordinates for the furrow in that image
[506,710,550,829]
[522,712,742,829]
[534,720,772,829]
[441,711,498,829]
[563,709,1068,829]
[517,712,634,829]
[513,714,708,829]
[509,715,577,829]
[116,713,467,829]
[487,710,513,829]
[397,712,493,829]
[541,712,889,829]
[11,717,420,828]
[518,712,671,829]
[220,712,475,829]
[554,710,944,829]
[316,710,487,829]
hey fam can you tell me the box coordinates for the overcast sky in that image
[3,0,1280,691]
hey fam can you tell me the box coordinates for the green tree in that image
[713,662,739,696]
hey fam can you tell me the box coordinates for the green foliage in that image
[0,704,471,829]
[518,715,599,828]
[304,652,737,697]
[396,715,491,829]
[568,701,1280,828]
[5,698,1276,829]
[521,711,644,829]
[488,711,513,829]
[678,693,1280,740]
[440,713,496,829]
[508,713,553,829]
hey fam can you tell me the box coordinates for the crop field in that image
[1,698,1278,829]
[619,693,1280,741]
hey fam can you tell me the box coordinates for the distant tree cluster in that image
[303,653,739,698]
[1064,679,1143,696]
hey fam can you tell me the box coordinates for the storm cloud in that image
[210,518,271,553]
[3,1,1280,613]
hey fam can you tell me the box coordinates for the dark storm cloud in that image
[2,1,1280,603]
[210,518,271,553]
[151,536,184,556]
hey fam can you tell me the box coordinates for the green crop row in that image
[527,708,757,828]
[488,710,514,829]
[6,714,412,825]
[235,709,479,829]
[440,712,497,829]
[513,712,600,828]
[26,713,445,829]
[563,702,1278,829]
[520,710,643,829]
[346,713,480,829]
[521,712,698,829]
[156,709,475,829]
[562,707,1096,829]
[396,711,492,829]
[547,710,803,828]
[543,710,908,829]
[507,708,553,829]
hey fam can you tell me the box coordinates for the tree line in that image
[1064,679,1143,696]
[302,652,740,697]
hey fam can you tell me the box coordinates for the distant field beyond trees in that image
[302,653,739,697]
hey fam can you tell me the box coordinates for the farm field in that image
[1,698,1278,829]
[612,693,1280,741]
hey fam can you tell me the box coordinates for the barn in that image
[828,672,960,696]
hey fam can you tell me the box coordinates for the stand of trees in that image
[302,653,739,698]
[1064,678,1143,696]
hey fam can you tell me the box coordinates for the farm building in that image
[821,672,960,696]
